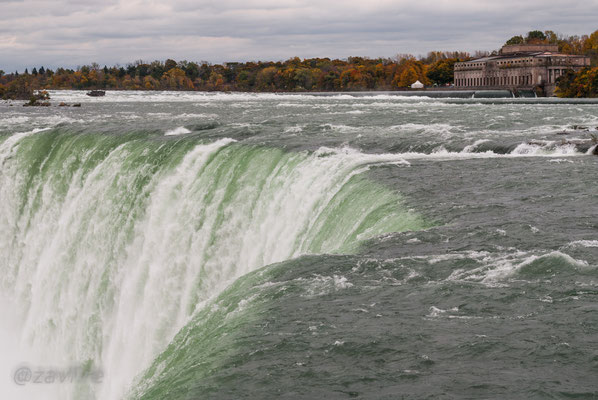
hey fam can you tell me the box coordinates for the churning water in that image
[1,91,598,399]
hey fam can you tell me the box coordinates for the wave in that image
[566,240,598,248]
[445,250,593,285]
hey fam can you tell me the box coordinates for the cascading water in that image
[0,128,426,399]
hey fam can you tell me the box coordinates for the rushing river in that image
[1,91,598,399]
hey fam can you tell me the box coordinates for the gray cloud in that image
[1,0,597,71]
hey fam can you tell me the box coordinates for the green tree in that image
[506,35,524,45]
[293,68,315,90]
[183,62,200,79]
[136,64,150,78]
[150,61,164,79]
[527,30,546,42]
[199,63,211,80]
[164,59,177,71]
[427,58,458,85]
[319,70,340,90]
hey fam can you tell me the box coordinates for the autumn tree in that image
[317,70,339,90]
[162,67,194,90]
[544,30,559,44]
[398,66,418,87]
[556,67,598,98]
[143,76,160,90]
[255,66,278,90]
[235,70,254,90]
[583,30,598,66]
[206,71,224,90]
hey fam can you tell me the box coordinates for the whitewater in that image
[1,91,598,399]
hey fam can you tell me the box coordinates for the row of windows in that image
[455,75,533,87]
[497,58,533,66]
[456,58,534,69]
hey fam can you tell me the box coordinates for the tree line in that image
[1,30,596,99]
[0,53,467,100]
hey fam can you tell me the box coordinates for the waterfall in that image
[0,129,426,399]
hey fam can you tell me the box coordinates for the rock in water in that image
[86,90,106,97]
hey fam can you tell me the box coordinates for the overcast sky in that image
[1,0,597,72]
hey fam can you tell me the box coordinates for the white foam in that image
[283,125,305,133]
[299,275,354,297]
[427,306,459,318]
[567,240,598,248]
[512,142,578,156]
[549,159,574,163]
[321,123,359,132]
[43,90,473,105]
[164,126,191,136]
[0,116,30,126]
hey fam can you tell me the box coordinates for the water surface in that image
[1,91,597,399]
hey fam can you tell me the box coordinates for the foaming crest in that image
[445,250,592,285]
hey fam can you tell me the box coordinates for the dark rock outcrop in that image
[23,90,51,107]
[86,90,106,97]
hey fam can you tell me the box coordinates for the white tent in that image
[411,80,424,89]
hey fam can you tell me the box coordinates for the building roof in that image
[459,51,587,64]
[456,43,589,65]
[500,44,558,54]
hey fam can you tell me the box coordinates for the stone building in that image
[454,44,590,96]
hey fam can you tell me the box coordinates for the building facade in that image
[454,44,590,96]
